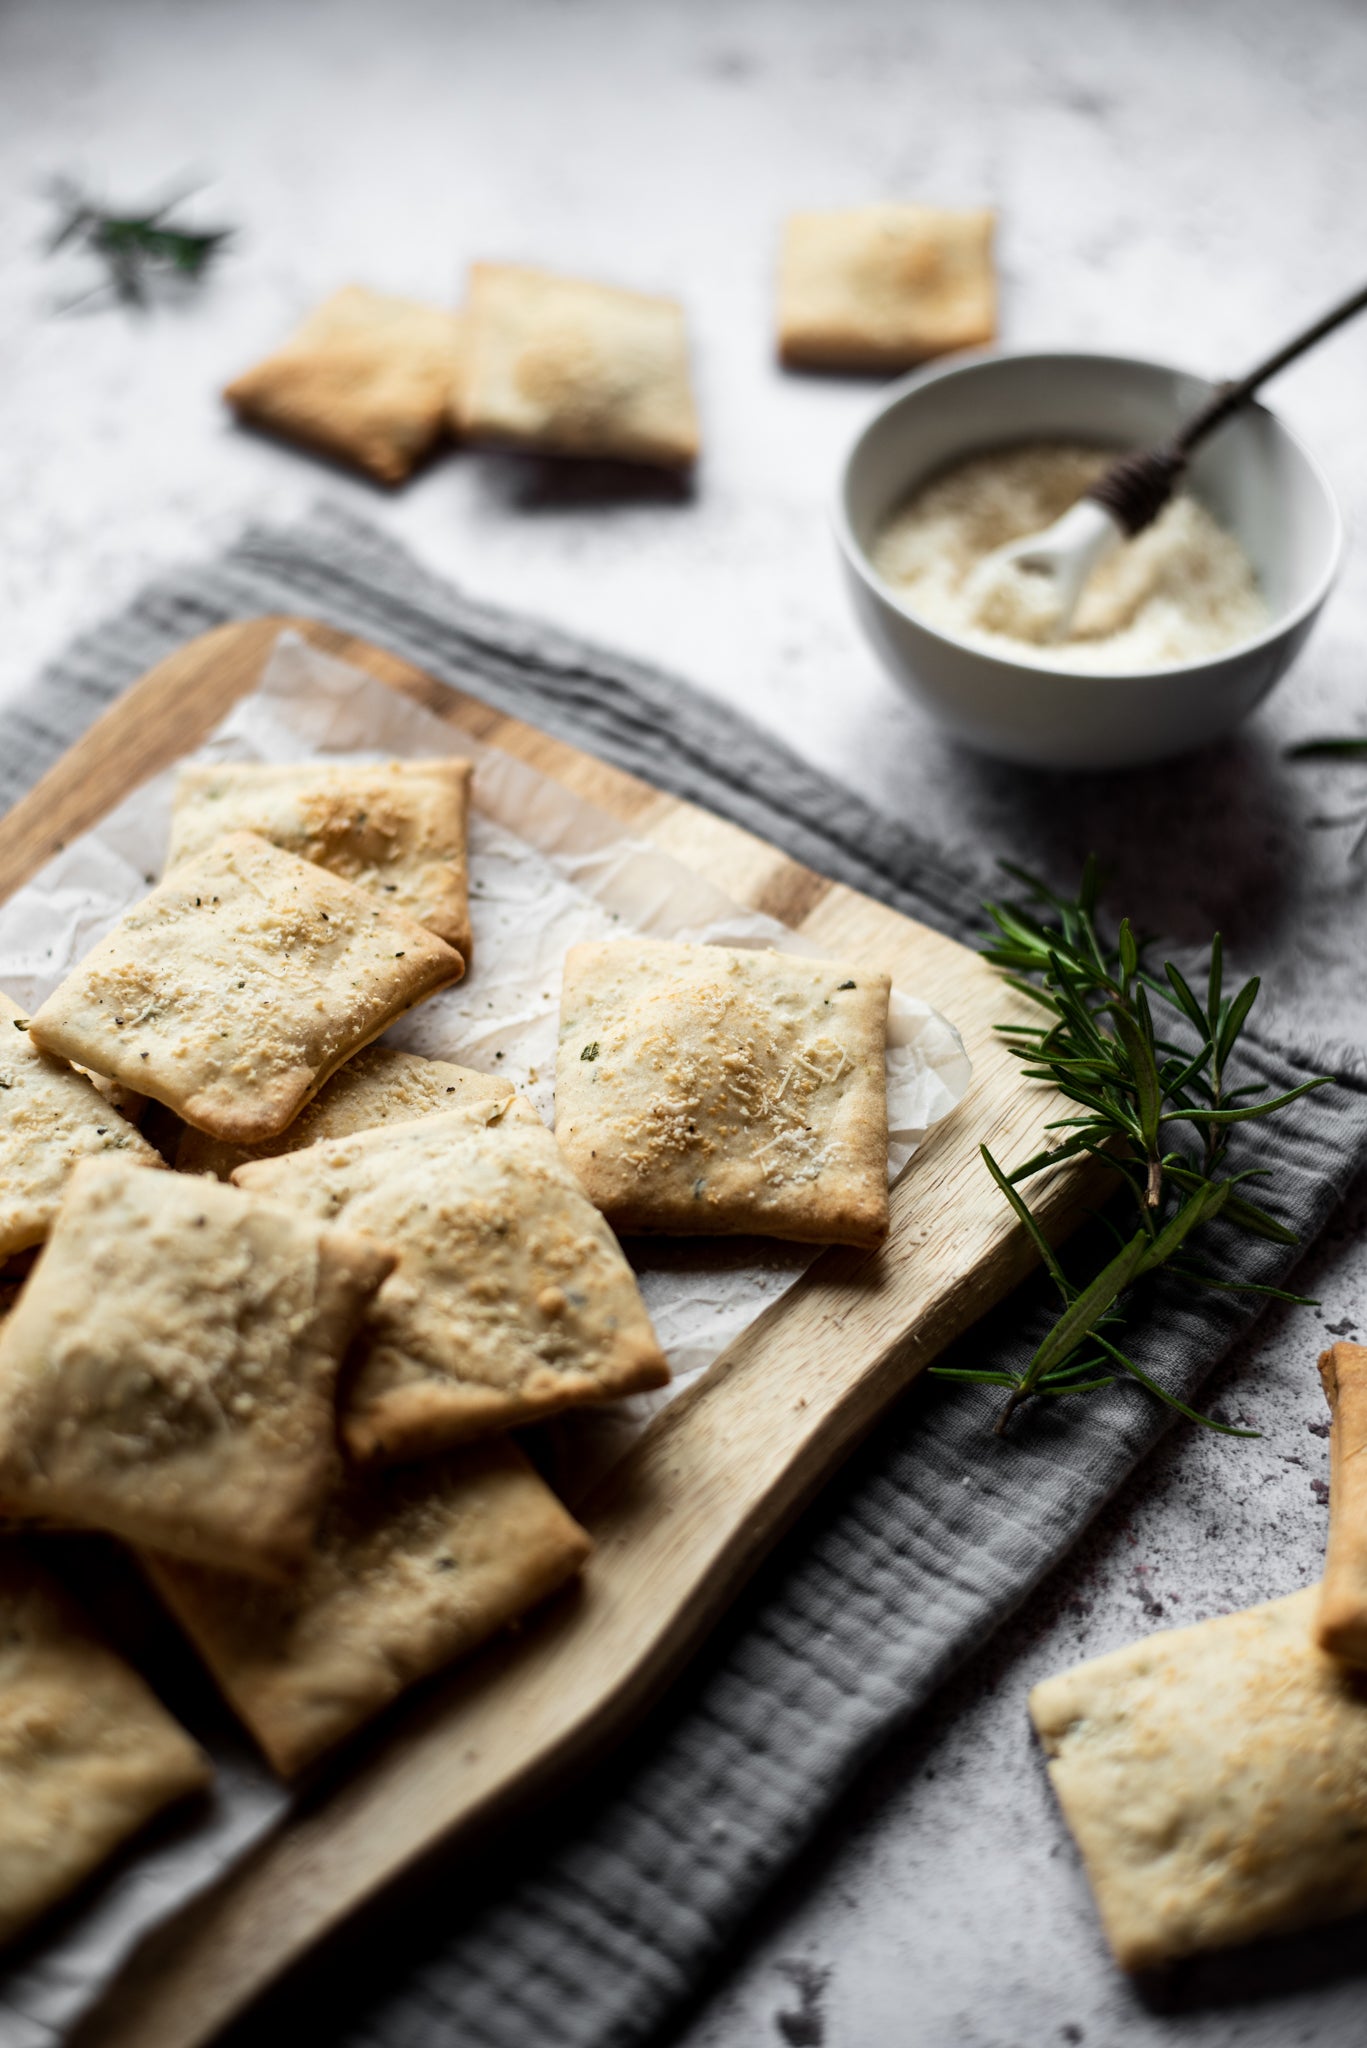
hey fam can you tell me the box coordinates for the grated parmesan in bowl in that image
[836,346,1341,766]
[870,441,1270,674]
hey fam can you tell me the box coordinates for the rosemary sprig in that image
[47,178,233,307]
[1287,735,1367,858]
[931,860,1329,1437]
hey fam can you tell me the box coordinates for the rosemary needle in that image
[46,177,233,308]
[931,860,1329,1437]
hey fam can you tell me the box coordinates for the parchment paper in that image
[0,633,970,2046]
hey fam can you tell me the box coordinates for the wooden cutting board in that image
[0,619,1094,2048]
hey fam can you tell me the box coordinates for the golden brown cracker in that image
[554,940,890,1244]
[235,1097,668,1463]
[459,263,699,466]
[0,1159,393,1576]
[143,1440,590,1776]
[28,832,463,1143]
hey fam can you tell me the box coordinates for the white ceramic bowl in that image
[834,348,1344,770]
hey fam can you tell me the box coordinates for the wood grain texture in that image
[0,621,1095,2048]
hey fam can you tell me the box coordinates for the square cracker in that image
[0,1544,210,1948]
[177,1043,513,1181]
[224,285,464,484]
[235,1097,668,1464]
[0,988,163,1258]
[458,262,700,467]
[143,1438,590,1777]
[778,205,996,371]
[0,1159,393,1577]
[168,758,474,960]
[1316,1342,1367,1665]
[27,831,463,1144]
[554,940,891,1245]
[1029,1587,1367,1972]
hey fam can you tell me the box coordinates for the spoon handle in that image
[1088,277,1367,536]
[1175,276,1367,456]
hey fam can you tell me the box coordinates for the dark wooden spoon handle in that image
[1087,277,1367,535]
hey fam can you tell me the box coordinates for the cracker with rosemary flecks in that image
[177,1043,512,1181]
[0,988,162,1258]
[0,1159,393,1577]
[168,758,474,959]
[555,940,890,1245]
[143,1439,590,1776]
[235,1097,668,1464]
[28,832,463,1144]
[1030,1588,1367,1971]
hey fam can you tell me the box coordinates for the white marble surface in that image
[5,2,1367,2044]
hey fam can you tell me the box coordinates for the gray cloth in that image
[7,505,1367,2048]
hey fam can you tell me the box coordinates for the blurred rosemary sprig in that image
[931,861,1328,1437]
[47,178,233,307]
[1287,734,1367,858]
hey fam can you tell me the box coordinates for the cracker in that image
[458,262,699,467]
[0,989,162,1258]
[224,286,464,484]
[0,1544,210,1947]
[0,1159,394,1577]
[168,758,474,959]
[143,1439,590,1776]
[27,831,463,1143]
[778,205,996,371]
[554,940,891,1245]
[1316,1342,1367,1664]
[77,1067,149,1121]
[235,1097,668,1463]
[177,1043,512,1181]
[1030,1587,1367,1971]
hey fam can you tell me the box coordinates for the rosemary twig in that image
[46,177,233,307]
[931,860,1329,1437]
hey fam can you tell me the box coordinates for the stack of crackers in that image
[0,746,894,1947]
[222,205,997,484]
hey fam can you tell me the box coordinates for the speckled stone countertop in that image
[5,2,1367,2043]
